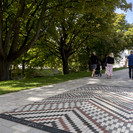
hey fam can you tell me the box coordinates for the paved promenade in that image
[0,69,133,133]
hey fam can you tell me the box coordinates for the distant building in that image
[114,50,129,68]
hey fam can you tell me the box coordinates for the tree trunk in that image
[0,61,11,81]
[62,57,69,74]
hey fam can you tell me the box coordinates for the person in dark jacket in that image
[90,52,98,77]
[105,52,114,79]
[125,50,133,79]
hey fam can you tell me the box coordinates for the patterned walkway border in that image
[0,113,70,133]
[0,84,133,133]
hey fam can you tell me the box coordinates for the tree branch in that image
[8,0,47,61]
[68,35,90,56]
[4,0,26,55]
[68,23,86,50]
[0,0,4,57]
[44,39,61,54]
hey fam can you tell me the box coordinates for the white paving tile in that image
[0,125,15,133]
[13,131,23,133]
[11,124,31,132]
[0,118,17,127]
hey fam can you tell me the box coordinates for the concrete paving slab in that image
[0,69,133,133]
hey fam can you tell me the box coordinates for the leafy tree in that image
[0,0,131,80]
[0,0,86,80]
[43,0,131,74]
[113,13,128,32]
[22,42,56,69]
[124,26,133,49]
[73,13,130,70]
[0,0,50,80]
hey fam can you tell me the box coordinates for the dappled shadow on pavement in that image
[1,84,133,133]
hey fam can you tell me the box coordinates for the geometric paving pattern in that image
[0,84,133,133]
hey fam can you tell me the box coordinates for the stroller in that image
[95,61,102,77]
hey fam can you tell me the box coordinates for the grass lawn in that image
[0,67,126,95]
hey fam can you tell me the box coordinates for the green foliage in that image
[0,0,132,81]
[11,69,23,80]
[0,71,91,95]
[67,12,130,71]
[124,26,133,49]
[69,47,90,71]
[88,13,128,58]
[24,69,56,78]
[44,1,120,74]
[113,13,130,32]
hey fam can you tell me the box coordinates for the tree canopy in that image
[0,0,132,80]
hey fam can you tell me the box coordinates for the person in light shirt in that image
[105,52,114,79]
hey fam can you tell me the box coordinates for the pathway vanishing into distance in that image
[0,69,133,133]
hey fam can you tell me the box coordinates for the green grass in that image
[0,71,91,95]
[0,67,127,95]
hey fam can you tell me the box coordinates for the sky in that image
[115,0,133,24]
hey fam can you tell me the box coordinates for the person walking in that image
[125,50,133,79]
[105,52,114,79]
[90,52,98,77]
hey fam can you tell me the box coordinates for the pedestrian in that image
[124,50,133,79]
[90,52,98,77]
[105,52,114,79]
